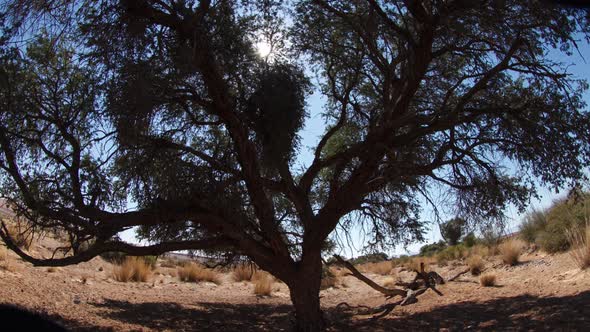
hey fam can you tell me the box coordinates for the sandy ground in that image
[1,233,589,331]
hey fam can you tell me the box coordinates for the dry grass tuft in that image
[5,224,31,250]
[382,276,397,288]
[467,255,484,275]
[0,246,7,262]
[358,261,392,275]
[253,274,273,296]
[233,264,257,282]
[567,223,590,270]
[113,257,151,282]
[0,247,15,272]
[406,257,432,272]
[320,275,338,289]
[480,273,496,287]
[469,245,491,257]
[499,238,524,266]
[178,263,221,284]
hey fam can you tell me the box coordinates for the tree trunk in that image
[288,257,324,331]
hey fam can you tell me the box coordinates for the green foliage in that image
[419,241,447,257]
[141,255,158,270]
[519,209,548,243]
[462,233,478,247]
[436,244,468,263]
[518,193,590,253]
[348,252,389,265]
[440,217,466,245]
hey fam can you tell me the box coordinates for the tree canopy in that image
[0,1,589,330]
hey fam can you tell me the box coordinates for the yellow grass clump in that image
[253,274,273,296]
[320,275,338,289]
[469,245,491,257]
[0,247,14,272]
[0,246,7,262]
[480,273,496,287]
[113,257,151,282]
[499,238,524,266]
[382,276,397,288]
[406,257,432,272]
[359,261,393,275]
[178,263,221,285]
[567,223,590,270]
[233,264,256,282]
[467,255,484,275]
[5,224,31,250]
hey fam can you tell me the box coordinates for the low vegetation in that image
[567,223,590,270]
[480,273,496,287]
[178,263,221,285]
[253,274,273,296]
[113,257,151,282]
[467,255,484,275]
[233,264,257,282]
[499,238,524,266]
[519,193,590,253]
[358,261,392,275]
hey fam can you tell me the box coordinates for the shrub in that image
[462,233,478,247]
[567,223,590,269]
[406,257,432,272]
[382,276,396,288]
[142,256,158,270]
[178,263,221,284]
[0,246,7,261]
[469,245,490,257]
[536,195,590,253]
[358,261,392,275]
[253,274,273,296]
[5,224,31,250]
[320,275,337,289]
[499,238,524,266]
[467,255,484,275]
[419,241,447,256]
[349,252,389,265]
[113,257,151,282]
[233,264,256,282]
[436,244,468,263]
[480,273,496,287]
[519,209,548,243]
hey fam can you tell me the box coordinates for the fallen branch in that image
[332,255,447,320]
[333,255,406,298]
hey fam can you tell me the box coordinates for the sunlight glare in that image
[256,40,272,58]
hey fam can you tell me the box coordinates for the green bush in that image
[519,193,590,253]
[142,255,158,269]
[519,209,548,243]
[349,252,389,265]
[419,241,447,256]
[462,233,478,247]
[436,244,467,262]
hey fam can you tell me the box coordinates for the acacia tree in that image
[1,1,589,330]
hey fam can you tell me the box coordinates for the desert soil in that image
[1,232,589,331]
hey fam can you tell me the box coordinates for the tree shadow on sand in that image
[59,291,590,331]
[333,290,590,331]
